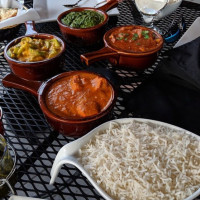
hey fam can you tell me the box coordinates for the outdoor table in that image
[0,0,200,199]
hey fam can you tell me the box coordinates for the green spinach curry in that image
[61,10,104,28]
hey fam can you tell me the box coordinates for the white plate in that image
[33,0,119,23]
[50,118,200,200]
[174,17,200,48]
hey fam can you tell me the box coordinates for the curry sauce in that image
[109,27,162,53]
[45,72,114,119]
[7,37,62,62]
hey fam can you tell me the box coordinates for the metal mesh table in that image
[1,0,200,199]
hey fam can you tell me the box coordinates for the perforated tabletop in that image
[1,0,200,199]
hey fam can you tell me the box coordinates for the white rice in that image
[78,120,200,200]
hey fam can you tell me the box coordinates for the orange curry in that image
[109,27,162,53]
[45,72,113,119]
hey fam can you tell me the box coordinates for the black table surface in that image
[1,0,200,199]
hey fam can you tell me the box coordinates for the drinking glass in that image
[135,0,168,34]
[0,134,17,198]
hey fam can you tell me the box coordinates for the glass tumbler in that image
[0,134,17,198]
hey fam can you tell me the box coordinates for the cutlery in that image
[63,0,85,7]
[9,195,46,200]
[0,45,5,56]
[63,0,108,8]
[94,0,107,7]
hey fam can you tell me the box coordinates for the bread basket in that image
[0,5,28,43]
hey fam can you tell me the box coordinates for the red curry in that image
[108,27,162,53]
[45,72,113,119]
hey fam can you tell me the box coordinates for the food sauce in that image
[61,10,104,28]
[45,72,114,119]
[7,37,62,62]
[109,26,162,53]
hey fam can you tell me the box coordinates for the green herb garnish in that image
[116,37,124,40]
[132,33,139,41]
[142,30,149,39]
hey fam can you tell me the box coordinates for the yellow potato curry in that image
[7,37,62,62]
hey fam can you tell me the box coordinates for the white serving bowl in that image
[156,0,182,20]
[50,118,200,200]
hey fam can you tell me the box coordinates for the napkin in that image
[174,17,200,48]
[0,0,40,29]
[33,0,119,23]
[124,36,200,134]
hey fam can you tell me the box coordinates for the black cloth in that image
[125,37,200,134]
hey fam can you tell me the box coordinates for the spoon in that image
[63,0,84,7]
[63,0,109,8]
[9,196,46,200]
[0,45,5,56]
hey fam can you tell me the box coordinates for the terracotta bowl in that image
[4,21,66,81]
[57,0,118,46]
[81,25,164,70]
[2,71,117,137]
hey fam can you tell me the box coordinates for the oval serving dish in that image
[50,118,200,200]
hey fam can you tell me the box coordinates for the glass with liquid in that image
[0,133,17,198]
[135,0,168,33]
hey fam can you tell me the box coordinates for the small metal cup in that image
[0,134,17,198]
